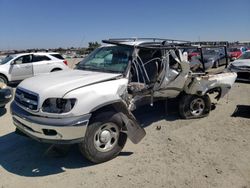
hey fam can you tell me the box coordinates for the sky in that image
[0,0,249,50]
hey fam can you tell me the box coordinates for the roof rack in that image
[102,38,229,50]
[107,38,190,43]
[102,38,192,49]
[191,41,229,46]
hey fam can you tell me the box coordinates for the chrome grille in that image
[15,88,39,111]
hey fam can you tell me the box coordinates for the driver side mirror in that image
[10,61,15,65]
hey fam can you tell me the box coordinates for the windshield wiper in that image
[103,69,121,73]
[77,64,100,70]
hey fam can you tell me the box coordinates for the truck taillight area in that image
[63,60,68,66]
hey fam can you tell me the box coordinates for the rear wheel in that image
[0,75,7,84]
[79,112,127,163]
[213,61,219,68]
[179,94,211,119]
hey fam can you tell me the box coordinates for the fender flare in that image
[205,84,231,100]
[205,87,222,100]
[90,100,146,144]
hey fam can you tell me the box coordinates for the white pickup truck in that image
[0,52,68,84]
[11,38,237,163]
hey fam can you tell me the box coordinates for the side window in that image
[14,55,32,64]
[139,49,154,63]
[32,55,51,62]
[50,54,64,60]
[139,49,161,63]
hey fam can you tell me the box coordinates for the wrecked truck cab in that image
[11,38,236,163]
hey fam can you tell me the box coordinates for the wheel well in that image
[51,68,62,72]
[206,87,222,100]
[0,73,8,83]
[90,101,129,117]
[89,101,130,129]
[90,104,117,120]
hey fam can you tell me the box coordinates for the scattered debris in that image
[156,125,161,130]
[216,168,223,174]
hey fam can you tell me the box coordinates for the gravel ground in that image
[0,64,250,187]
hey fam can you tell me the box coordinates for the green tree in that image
[87,41,101,53]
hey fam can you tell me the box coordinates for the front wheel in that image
[79,112,127,163]
[179,94,211,119]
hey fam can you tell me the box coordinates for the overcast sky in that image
[0,0,249,50]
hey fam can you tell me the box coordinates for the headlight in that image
[42,98,76,113]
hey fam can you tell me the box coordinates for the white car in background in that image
[229,50,250,81]
[0,56,5,63]
[0,52,69,84]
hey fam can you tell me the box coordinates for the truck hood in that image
[18,70,122,97]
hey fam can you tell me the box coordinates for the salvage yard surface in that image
[1,66,250,187]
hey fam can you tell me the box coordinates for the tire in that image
[79,112,127,163]
[179,94,211,119]
[213,61,219,68]
[0,75,7,84]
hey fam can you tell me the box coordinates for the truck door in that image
[10,54,33,81]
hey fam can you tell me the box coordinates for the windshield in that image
[0,55,14,65]
[239,51,250,60]
[76,46,133,74]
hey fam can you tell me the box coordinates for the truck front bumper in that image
[11,102,91,144]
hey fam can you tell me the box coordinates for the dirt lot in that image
[1,64,250,187]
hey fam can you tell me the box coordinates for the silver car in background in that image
[229,50,250,81]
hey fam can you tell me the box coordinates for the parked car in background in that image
[187,49,200,61]
[228,50,250,81]
[228,47,242,61]
[0,56,5,63]
[0,52,68,84]
[191,48,228,70]
[0,82,13,108]
[204,48,228,69]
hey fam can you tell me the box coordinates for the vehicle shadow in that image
[231,105,250,118]
[134,99,181,128]
[8,83,19,88]
[235,80,250,84]
[0,101,178,177]
[0,132,133,177]
[0,108,7,116]
[0,132,91,177]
